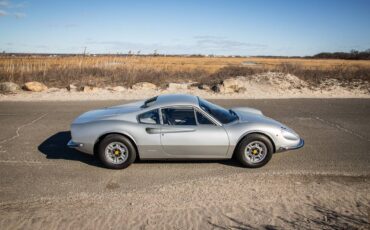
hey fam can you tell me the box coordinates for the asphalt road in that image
[0,99,369,203]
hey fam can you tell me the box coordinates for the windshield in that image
[198,97,238,124]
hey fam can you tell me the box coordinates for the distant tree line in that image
[2,49,370,60]
[311,49,370,60]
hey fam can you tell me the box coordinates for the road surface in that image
[0,99,369,229]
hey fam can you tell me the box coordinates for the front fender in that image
[236,130,277,153]
[223,122,280,157]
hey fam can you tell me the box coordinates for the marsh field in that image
[1,55,369,90]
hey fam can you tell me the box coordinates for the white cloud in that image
[193,35,227,40]
[0,9,7,16]
[0,0,26,18]
[0,0,25,8]
[14,12,25,18]
[10,2,26,9]
[64,23,78,28]
[193,35,267,50]
[0,0,9,7]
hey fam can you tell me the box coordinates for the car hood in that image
[72,100,143,124]
[232,107,284,127]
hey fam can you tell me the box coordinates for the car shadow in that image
[136,158,244,168]
[38,131,102,167]
[38,131,245,168]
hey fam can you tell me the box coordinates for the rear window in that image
[141,96,158,108]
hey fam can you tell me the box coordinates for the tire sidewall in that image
[237,134,273,168]
[98,135,136,169]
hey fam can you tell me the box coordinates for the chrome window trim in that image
[136,108,160,125]
[158,105,223,127]
[194,107,220,126]
[160,105,196,126]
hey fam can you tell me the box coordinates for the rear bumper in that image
[277,138,304,152]
[67,140,84,148]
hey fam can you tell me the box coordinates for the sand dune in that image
[1,72,369,101]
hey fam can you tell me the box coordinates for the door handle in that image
[145,127,161,134]
[161,128,195,133]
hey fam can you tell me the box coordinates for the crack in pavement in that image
[296,108,369,142]
[0,113,48,148]
[314,116,369,142]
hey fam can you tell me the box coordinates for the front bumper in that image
[277,138,304,152]
[67,140,84,148]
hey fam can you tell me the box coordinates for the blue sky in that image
[1,0,370,56]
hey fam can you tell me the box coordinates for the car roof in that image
[155,94,199,107]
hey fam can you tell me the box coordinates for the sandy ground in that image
[0,174,369,229]
[0,86,369,101]
[1,73,369,101]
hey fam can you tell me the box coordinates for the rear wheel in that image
[98,134,136,169]
[236,134,273,168]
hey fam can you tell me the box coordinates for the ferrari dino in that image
[68,94,304,169]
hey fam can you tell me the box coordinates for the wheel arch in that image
[93,132,139,159]
[233,131,276,156]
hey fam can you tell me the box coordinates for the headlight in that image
[281,127,299,140]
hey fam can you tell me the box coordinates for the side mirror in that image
[139,117,157,124]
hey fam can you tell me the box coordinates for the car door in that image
[137,109,163,158]
[160,106,229,158]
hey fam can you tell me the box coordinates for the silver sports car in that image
[68,94,304,169]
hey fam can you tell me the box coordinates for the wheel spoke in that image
[245,141,267,164]
[105,142,129,165]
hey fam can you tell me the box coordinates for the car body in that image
[68,94,304,168]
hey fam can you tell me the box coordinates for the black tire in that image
[98,134,137,169]
[236,134,273,168]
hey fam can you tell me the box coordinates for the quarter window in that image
[138,109,160,124]
[196,111,214,125]
[162,108,196,125]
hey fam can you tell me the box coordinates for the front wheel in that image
[236,134,273,168]
[98,134,136,169]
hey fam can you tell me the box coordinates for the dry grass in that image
[245,57,370,69]
[0,55,369,89]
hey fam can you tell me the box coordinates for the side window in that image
[138,109,160,124]
[162,108,196,125]
[196,111,214,125]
